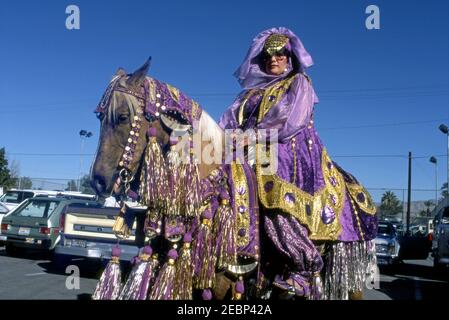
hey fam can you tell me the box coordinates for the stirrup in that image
[272,275,306,297]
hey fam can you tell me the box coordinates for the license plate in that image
[18,227,31,236]
[25,238,34,243]
[71,239,86,248]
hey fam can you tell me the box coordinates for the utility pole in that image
[79,130,93,192]
[406,151,412,235]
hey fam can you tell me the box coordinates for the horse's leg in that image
[349,291,364,300]
[212,271,234,300]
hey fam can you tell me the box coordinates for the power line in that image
[318,118,449,131]
[5,153,446,159]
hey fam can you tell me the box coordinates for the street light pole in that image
[430,156,438,208]
[439,124,449,199]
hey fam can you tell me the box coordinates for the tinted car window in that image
[0,191,21,204]
[21,192,35,202]
[12,199,59,218]
[378,224,394,235]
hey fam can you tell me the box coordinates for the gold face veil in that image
[263,34,290,56]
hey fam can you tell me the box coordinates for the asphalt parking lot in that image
[0,246,447,300]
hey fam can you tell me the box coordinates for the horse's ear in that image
[127,57,151,88]
[114,68,126,77]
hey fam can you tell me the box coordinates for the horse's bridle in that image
[103,76,151,201]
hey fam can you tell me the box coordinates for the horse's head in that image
[91,58,224,198]
[90,60,163,197]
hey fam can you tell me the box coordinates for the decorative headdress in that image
[263,34,290,56]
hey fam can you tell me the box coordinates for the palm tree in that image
[380,190,403,220]
[423,200,435,217]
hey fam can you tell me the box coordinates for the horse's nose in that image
[91,175,107,195]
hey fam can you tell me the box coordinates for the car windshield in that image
[0,191,21,204]
[12,199,59,218]
[0,204,8,214]
[378,224,394,235]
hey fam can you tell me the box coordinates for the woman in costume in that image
[219,27,378,299]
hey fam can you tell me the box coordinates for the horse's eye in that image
[96,113,105,121]
[118,115,129,123]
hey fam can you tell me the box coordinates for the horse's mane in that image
[198,110,224,155]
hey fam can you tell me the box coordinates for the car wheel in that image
[433,255,446,273]
[52,254,72,271]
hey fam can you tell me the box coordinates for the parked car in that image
[432,205,449,270]
[54,203,146,264]
[1,196,100,256]
[374,221,401,266]
[0,189,96,211]
[0,202,10,245]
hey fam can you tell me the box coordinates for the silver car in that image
[374,221,401,267]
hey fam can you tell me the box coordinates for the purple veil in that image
[219,27,319,142]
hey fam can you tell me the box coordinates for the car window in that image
[12,199,59,218]
[378,224,393,235]
[21,192,35,202]
[0,191,21,204]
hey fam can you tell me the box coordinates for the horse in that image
[90,58,378,300]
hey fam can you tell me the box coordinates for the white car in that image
[0,189,96,211]
[0,202,10,243]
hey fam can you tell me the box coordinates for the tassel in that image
[118,246,156,300]
[144,209,162,239]
[92,246,122,300]
[213,190,237,269]
[166,137,184,218]
[112,204,131,239]
[202,289,213,300]
[182,144,201,218]
[148,249,178,300]
[192,207,216,289]
[173,233,193,300]
[233,278,244,300]
[309,272,323,300]
[139,127,168,212]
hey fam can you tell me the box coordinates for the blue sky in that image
[0,0,448,202]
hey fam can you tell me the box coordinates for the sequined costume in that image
[219,27,378,299]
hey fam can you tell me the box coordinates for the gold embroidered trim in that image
[238,90,258,126]
[346,183,377,215]
[256,148,345,240]
[191,100,200,120]
[148,78,156,104]
[166,84,180,103]
[257,74,298,122]
[231,162,250,247]
[291,137,297,184]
